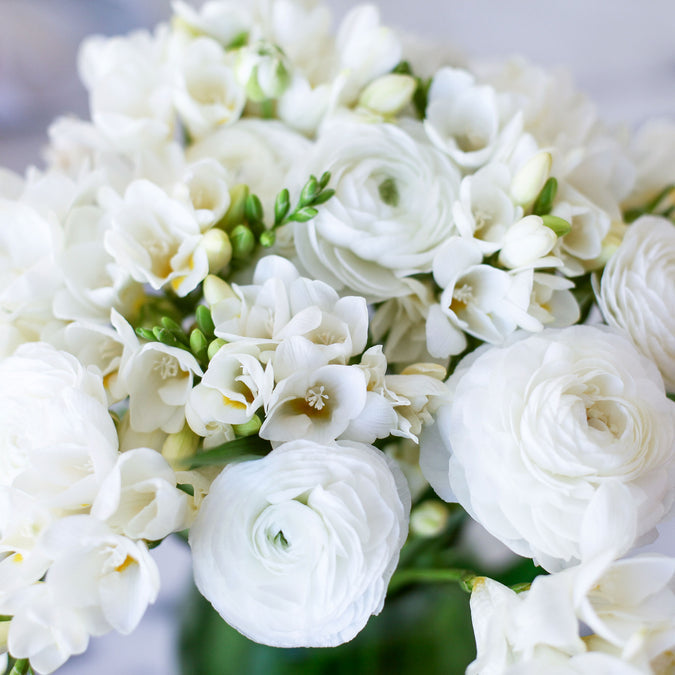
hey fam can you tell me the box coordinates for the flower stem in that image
[388,567,477,594]
[10,659,31,675]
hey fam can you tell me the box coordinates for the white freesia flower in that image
[468,574,584,675]
[189,439,410,647]
[0,197,63,351]
[421,326,675,571]
[120,340,202,434]
[91,447,189,541]
[597,216,675,392]
[453,163,523,254]
[3,582,92,674]
[186,342,273,434]
[0,488,52,600]
[335,5,401,104]
[0,343,118,513]
[261,360,368,444]
[172,0,253,48]
[188,120,310,216]
[293,121,460,301]
[78,30,173,151]
[102,180,209,296]
[370,279,437,365]
[212,256,368,362]
[172,36,245,140]
[528,273,579,328]
[427,237,538,358]
[425,67,523,169]
[498,215,560,269]
[41,516,160,635]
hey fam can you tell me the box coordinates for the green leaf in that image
[532,177,558,216]
[177,482,195,497]
[181,436,271,469]
[195,305,216,339]
[9,659,31,675]
[413,77,432,119]
[541,214,572,237]
[667,393,675,403]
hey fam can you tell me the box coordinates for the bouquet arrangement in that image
[1,1,675,673]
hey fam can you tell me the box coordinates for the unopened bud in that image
[236,42,290,102]
[207,338,227,360]
[230,224,256,260]
[221,184,249,229]
[400,362,447,380]
[203,275,237,306]
[499,215,557,269]
[359,73,417,116]
[200,228,232,272]
[233,415,262,437]
[410,500,450,537]
[510,151,552,206]
[162,424,200,469]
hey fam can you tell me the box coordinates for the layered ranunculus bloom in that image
[189,439,410,647]
[597,215,675,392]
[420,325,675,571]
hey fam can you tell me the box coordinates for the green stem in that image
[10,659,31,675]
[388,567,477,594]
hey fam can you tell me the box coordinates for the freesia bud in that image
[233,415,262,437]
[400,362,447,380]
[410,500,449,537]
[203,275,236,306]
[498,215,557,269]
[200,228,232,272]
[235,42,290,102]
[510,151,552,206]
[230,224,256,260]
[162,423,200,469]
[207,338,227,360]
[359,74,416,116]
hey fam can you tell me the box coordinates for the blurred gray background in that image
[1,1,674,673]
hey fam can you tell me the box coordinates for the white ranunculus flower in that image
[293,120,461,302]
[0,343,118,513]
[597,216,675,392]
[420,326,675,571]
[189,439,410,647]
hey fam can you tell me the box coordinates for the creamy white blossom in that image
[190,439,410,647]
[0,343,118,513]
[597,216,675,392]
[421,326,675,571]
[293,120,461,301]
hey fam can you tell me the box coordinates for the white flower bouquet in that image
[1,1,675,673]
